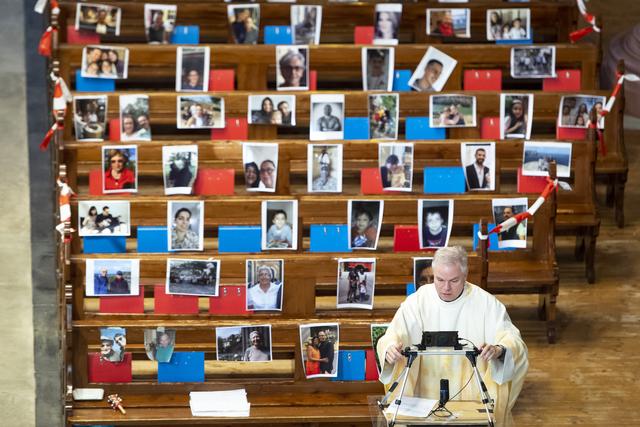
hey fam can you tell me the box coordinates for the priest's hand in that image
[385,342,404,364]
[479,343,503,361]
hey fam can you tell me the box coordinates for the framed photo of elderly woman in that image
[176,46,210,92]
[101,145,138,194]
[216,325,272,362]
[379,142,413,192]
[247,94,296,126]
[227,4,260,45]
[291,5,322,45]
[276,45,309,91]
[177,95,225,129]
[75,3,122,36]
[336,258,376,310]
[246,259,284,311]
[81,45,129,79]
[144,4,177,44]
[119,94,151,142]
[242,142,279,192]
[418,199,454,249]
[261,200,298,250]
[348,200,384,250]
[85,258,140,297]
[299,323,339,378]
[373,3,402,46]
[307,144,343,193]
[362,47,395,92]
[78,200,130,236]
[167,200,204,251]
[408,47,457,93]
[166,258,219,296]
[162,145,198,195]
[500,93,533,139]
[73,95,108,141]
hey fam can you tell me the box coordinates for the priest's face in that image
[433,263,466,302]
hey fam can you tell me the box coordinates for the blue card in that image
[405,117,446,140]
[157,352,205,383]
[75,70,115,92]
[495,30,533,45]
[423,166,466,194]
[264,26,293,45]
[406,283,416,296]
[310,225,352,253]
[218,226,262,253]
[392,70,412,92]
[170,25,200,44]
[83,236,126,254]
[332,350,366,381]
[472,223,515,252]
[344,117,370,140]
[137,226,169,253]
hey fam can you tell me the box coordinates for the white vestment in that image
[376,283,528,427]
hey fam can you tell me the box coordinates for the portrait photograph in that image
[427,8,470,38]
[348,200,384,250]
[167,200,204,251]
[85,258,140,297]
[492,197,528,249]
[75,3,121,36]
[73,95,107,141]
[246,259,284,311]
[373,3,402,46]
[101,145,138,194]
[461,142,496,191]
[408,46,457,92]
[558,95,605,129]
[276,45,309,91]
[522,141,572,178]
[261,200,298,250]
[227,4,260,44]
[78,200,130,236]
[144,3,177,44]
[336,258,376,310]
[379,142,413,192]
[176,46,210,92]
[370,323,389,372]
[486,8,531,41]
[99,327,127,363]
[430,94,477,128]
[500,93,533,139]
[291,5,322,45]
[166,258,219,296]
[143,328,176,363]
[119,94,151,142]
[162,145,198,195]
[307,144,343,193]
[511,46,556,79]
[362,47,394,91]
[413,257,434,287]
[418,199,454,249]
[299,323,339,378]
[369,94,399,140]
[243,142,279,192]
[309,93,344,141]
[81,45,129,79]
[247,94,296,126]
[177,95,224,129]
[216,325,272,362]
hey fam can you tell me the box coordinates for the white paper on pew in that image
[189,389,250,417]
[384,396,438,418]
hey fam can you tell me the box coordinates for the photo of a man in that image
[462,143,495,191]
[276,46,309,90]
[492,197,528,249]
[310,94,344,141]
[362,48,394,91]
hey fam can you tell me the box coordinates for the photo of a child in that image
[262,200,298,250]
[348,200,384,250]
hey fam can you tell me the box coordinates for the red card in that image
[556,125,587,140]
[354,26,375,44]
[193,169,235,196]
[360,168,385,195]
[154,285,200,314]
[309,70,318,91]
[365,349,379,381]
[211,117,248,140]
[463,69,502,91]
[108,119,121,142]
[480,117,501,140]
[393,225,421,252]
[517,167,548,194]
[89,169,104,196]
[87,352,132,383]
[208,69,235,91]
[209,285,252,315]
[67,25,100,45]
[543,69,581,92]
[99,286,145,313]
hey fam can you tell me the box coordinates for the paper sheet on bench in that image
[384,396,438,418]
[190,389,250,417]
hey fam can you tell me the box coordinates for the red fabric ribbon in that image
[570,26,594,43]
[38,26,56,57]
[40,123,59,151]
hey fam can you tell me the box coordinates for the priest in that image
[377,246,528,427]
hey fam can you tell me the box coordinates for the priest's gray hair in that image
[432,246,468,276]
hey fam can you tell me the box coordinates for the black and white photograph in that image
[176,46,210,92]
[75,3,121,36]
[291,5,322,45]
[81,45,129,79]
[362,47,394,91]
[228,4,260,44]
[247,94,296,126]
[430,94,476,128]
[418,199,454,249]
[408,46,457,92]
[486,8,530,41]
[310,94,344,141]
[492,197,528,249]
[102,145,138,194]
[511,46,556,79]
[379,142,413,191]
[246,259,284,311]
[461,142,495,191]
[166,258,220,296]
[177,95,225,129]
[73,95,108,141]
[307,144,343,193]
[144,328,176,363]
[369,94,399,140]
[348,200,384,250]
[167,200,204,251]
[427,8,470,38]
[500,93,533,139]
[162,145,198,195]
[522,141,572,178]
[243,142,279,192]
[216,325,272,362]
[299,323,339,378]
[373,3,402,45]
[119,94,151,142]
[336,258,376,310]
[99,327,127,362]
[276,46,309,90]
[261,200,298,250]
[79,200,130,236]
[144,3,177,44]
[413,257,434,287]
[85,258,140,297]
[558,95,605,129]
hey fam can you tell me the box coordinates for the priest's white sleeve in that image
[490,348,515,385]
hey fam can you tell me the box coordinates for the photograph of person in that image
[246,259,284,311]
[247,94,296,126]
[309,94,344,141]
[299,323,339,378]
[348,200,384,250]
[418,199,454,249]
[177,95,225,129]
[430,94,476,128]
[500,94,533,139]
[336,258,376,310]
[370,323,389,372]
[511,46,556,79]
[81,45,129,79]
[176,46,210,92]
[119,94,151,142]
[144,3,177,44]
[162,145,198,195]
[166,258,219,296]
[99,327,127,362]
[522,141,572,178]
[78,201,130,236]
[143,328,176,363]
[557,95,606,129]
[167,201,204,251]
[291,5,322,45]
[242,142,279,192]
[361,47,395,91]
[73,95,108,141]
[261,200,298,250]
[373,3,402,46]
[486,8,531,41]
[85,258,140,297]
[413,257,434,287]
[369,94,399,140]
[227,4,260,44]
[75,3,121,36]
[492,198,528,249]
[427,8,470,38]
[216,325,272,362]
[101,145,138,194]
[379,143,413,192]
[461,142,496,191]
[276,46,309,91]
[408,47,457,92]
[307,144,343,193]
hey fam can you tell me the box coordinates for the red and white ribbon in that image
[40,73,71,151]
[601,72,640,117]
[570,0,600,43]
[38,25,56,57]
[55,178,76,238]
[34,0,59,14]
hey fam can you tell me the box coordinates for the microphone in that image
[439,379,449,407]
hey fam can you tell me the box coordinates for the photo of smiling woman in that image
[167,201,204,251]
[373,3,402,45]
[418,199,454,249]
[102,145,138,194]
